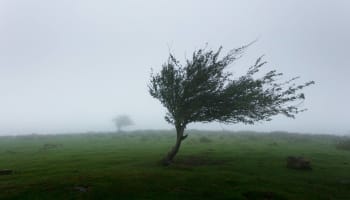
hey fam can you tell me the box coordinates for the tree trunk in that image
[161,125,186,166]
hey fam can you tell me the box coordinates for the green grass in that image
[0,130,349,199]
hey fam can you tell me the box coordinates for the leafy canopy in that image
[113,115,133,130]
[149,45,314,127]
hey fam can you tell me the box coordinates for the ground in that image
[0,130,349,199]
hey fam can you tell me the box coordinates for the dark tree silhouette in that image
[149,44,314,165]
[113,115,133,132]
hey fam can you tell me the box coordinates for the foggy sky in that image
[0,0,349,135]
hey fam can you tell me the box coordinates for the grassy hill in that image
[0,130,349,199]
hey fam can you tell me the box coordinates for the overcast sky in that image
[0,0,349,135]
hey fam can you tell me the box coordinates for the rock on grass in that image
[286,156,312,170]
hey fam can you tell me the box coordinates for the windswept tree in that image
[113,115,133,132]
[149,44,314,165]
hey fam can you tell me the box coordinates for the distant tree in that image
[149,44,314,165]
[113,115,133,132]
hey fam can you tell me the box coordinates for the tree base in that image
[160,158,172,166]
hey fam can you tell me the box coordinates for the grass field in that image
[0,130,349,200]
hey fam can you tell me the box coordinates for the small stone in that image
[286,156,312,170]
[74,186,88,192]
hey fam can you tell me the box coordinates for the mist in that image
[1,0,349,135]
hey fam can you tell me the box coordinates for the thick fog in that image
[0,0,349,135]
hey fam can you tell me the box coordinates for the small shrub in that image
[199,136,212,143]
[39,143,63,151]
[336,140,350,151]
[219,135,225,140]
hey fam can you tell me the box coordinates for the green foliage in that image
[113,115,133,132]
[149,45,314,127]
